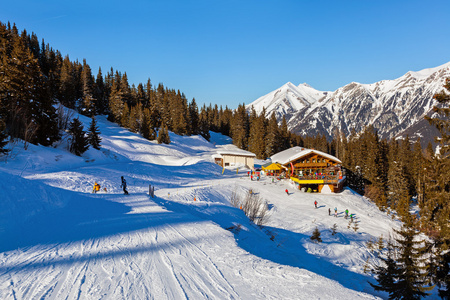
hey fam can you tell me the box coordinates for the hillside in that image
[247,62,450,144]
[0,111,412,299]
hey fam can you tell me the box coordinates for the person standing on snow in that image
[314,200,318,208]
[93,182,100,193]
[334,207,338,217]
[121,176,129,195]
[328,208,331,216]
[285,189,289,195]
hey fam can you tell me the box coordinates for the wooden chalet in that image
[270,146,345,193]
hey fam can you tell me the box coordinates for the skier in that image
[285,189,289,195]
[314,200,318,208]
[328,208,331,216]
[334,207,338,217]
[120,176,129,195]
[93,182,100,193]
[345,209,349,219]
[350,214,354,223]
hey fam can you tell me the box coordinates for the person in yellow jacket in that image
[93,182,101,193]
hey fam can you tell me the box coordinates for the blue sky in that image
[2,0,450,108]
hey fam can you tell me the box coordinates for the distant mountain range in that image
[246,62,450,145]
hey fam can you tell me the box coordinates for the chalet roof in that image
[270,146,341,165]
[216,147,256,157]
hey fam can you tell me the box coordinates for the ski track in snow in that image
[0,115,404,299]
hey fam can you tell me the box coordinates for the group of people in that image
[326,206,353,221]
[92,176,128,195]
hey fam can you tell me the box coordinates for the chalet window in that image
[306,159,310,163]
[312,159,316,163]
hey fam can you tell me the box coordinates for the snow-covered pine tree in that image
[68,117,89,156]
[87,116,101,150]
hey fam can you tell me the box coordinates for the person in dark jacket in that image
[121,176,129,195]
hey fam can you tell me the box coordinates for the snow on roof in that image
[270,146,341,165]
[216,149,256,157]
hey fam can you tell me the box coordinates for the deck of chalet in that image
[270,147,345,193]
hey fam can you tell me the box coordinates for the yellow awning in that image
[290,177,324,184]
[262,163,283,171]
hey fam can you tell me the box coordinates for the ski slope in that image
[0,112,402,299]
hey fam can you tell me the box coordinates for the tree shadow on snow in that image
[0,191,205,255]
[148,196,379,297]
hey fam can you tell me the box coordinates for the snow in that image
[0,111,412,299]
[246,61,450,142]
[270,146,342,165]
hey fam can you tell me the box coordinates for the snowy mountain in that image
[3,110,437,298]
[247,62,450,143]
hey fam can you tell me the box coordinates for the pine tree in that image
[80,59,96,116]
[248,108,266,159]
[231,104,249,150]
[331,223,338,236]
[68,118,89,156]
[188,98,199,135]
[59,55,77,108]
[199,106,210,141]
[390,221,433,299]
[0,118,9,154]
[1,29,59,146]
[87,117,101,150]
[157,123,170,144]
[370,223,433,299]
[424,77,450,298]
[310,227,322,243]
[265,112,280,158]
[279,116,290,151]
[370,238,399,296]
[141,108,156,140]
[387,139,411,218]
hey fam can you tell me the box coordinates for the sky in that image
[2,0,450,108]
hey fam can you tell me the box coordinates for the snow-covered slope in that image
[247,62,450,143]
[0,112,415,299]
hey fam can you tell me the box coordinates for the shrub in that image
[311,227,322,243]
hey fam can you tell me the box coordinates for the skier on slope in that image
[285,189,289,196]
[120,176,129,195]
[93,182,100,193]
[314,200,318,208]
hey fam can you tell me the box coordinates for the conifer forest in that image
[1,21,449,298]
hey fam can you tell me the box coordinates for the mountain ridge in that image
[247,62,450,144]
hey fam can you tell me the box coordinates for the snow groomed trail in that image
[0,114,391,299]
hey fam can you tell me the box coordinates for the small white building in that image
[213,149,256,170]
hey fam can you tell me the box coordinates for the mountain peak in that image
[406,61,450,80]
